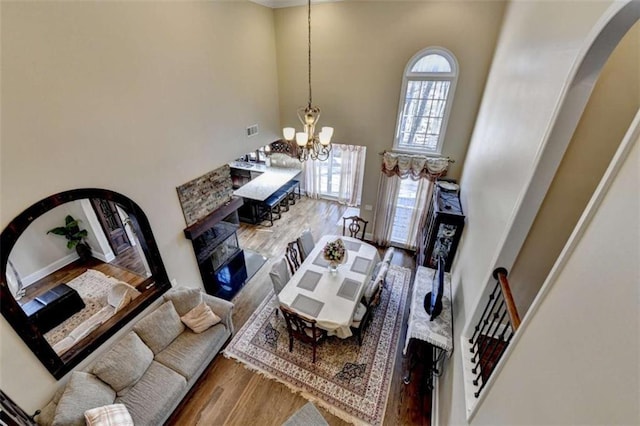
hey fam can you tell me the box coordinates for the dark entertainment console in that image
[184,197,248,301]
[417,183,465,272]
[21,283,85,333]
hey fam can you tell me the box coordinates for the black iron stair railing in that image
[468,267,521,398]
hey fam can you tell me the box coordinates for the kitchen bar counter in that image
[233,167,301,202]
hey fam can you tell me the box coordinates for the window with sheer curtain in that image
[393,47,458,155]
[303,144,366,207]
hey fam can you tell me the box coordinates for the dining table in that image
[277,234,381,338]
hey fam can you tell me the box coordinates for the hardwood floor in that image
[168,197,433,425]
[19,256,147,306]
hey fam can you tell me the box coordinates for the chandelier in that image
[282,0,333,162]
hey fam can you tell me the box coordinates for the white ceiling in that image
[250,0,341,9]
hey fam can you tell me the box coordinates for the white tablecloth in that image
[403,265,453,356]
[278,235,381,338]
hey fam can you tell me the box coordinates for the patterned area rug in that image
[44,269,120,346]
[224,264,412,426]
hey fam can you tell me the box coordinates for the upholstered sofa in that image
[36,287,234,426]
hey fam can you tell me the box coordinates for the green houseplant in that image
[47,215,92,261]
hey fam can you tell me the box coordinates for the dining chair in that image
[350,282,383,346]
[363,262,388,305]
[280,305,327,363]
[296,229,315,261]
[269,257,291,317]
[342,216,368,241]
[285,241,302,275]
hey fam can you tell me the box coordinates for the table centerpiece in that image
[323,238,347,273]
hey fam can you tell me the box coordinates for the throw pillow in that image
[133,300,185,354]
[163,287,203,316]
[52,372,115,426]
[107,282,141,309]
[84,404,134,426]
[181,301,221,333]
[91,332,153,395]
[114,287,141,314]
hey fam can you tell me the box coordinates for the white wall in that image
[508,21,640,315]
[8,200,111,287]
[473,120,639,425]
[274,1,506,221]
[439,1,631,424]
[0,1,279,411]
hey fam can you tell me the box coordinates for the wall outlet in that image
[364,204,373,211]
[246,124,259,137]
[170,278,177,287]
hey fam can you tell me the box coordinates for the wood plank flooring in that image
[168,197,432,425]
[19,254,147,306]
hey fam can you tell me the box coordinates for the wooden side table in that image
[403,266,454,391]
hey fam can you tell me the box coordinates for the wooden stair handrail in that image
[492,268,521,331]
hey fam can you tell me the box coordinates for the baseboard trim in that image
[23,253,79,287]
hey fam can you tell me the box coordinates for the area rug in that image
[44,269,121,346]
[224,264,412,426]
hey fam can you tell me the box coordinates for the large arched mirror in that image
[0,188,170,379]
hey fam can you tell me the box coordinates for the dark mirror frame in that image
[0,188,171,379]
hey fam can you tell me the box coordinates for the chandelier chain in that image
[307,0,312,108]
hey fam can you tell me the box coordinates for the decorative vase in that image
[328,261,339,274]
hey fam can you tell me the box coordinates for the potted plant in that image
[47,215,92,261]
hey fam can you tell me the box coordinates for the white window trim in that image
[393,46,459,155]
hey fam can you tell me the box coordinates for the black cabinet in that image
[417,184,465,272]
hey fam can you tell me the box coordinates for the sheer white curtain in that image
[337,144,366,206]
[303,144,366,206]
[405,179,434,249]
[304,158,322,199]
[373,175,401,247]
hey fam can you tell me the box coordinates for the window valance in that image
[381,152,450,180]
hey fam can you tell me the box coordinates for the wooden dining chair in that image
[284,241,302,275]
[342,216,368,241]
[280,305,327,363]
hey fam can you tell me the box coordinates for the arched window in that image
[393,47,458,155]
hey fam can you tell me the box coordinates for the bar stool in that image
[261,191,287,226]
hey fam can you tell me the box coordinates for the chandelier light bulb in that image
[296,132,308,147]
[283,127,296,141]
[319,131,331,146]
[321,127,334,139]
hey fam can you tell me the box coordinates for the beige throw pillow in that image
[84,404,134,426]
[164,287,203,316]
[133,300,185,354]
[91,332,153,395]
[181,301,221,333]
[52,372,116,426]
[108,282,141,309]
